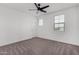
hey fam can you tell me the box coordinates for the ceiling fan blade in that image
[40,9,47,13]
[29,9,37,11]
[40,5,49,9]
[34,3,38,9]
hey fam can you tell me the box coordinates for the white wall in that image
[0,6,36,46]
[77,6,79,44]
[37,6,79,46]
[0,4,79,46]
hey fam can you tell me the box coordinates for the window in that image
[54,15,65,32]
[38,19,43,26]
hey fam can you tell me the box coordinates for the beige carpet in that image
[0,37,79,55]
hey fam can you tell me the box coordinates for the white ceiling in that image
[0,3,77,15]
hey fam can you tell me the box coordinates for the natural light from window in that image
[54,14,65,31]
[38,19,43,26]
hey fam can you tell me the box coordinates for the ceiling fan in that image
[29,3,49,13]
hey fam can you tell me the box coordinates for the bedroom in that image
[0,3,78,55]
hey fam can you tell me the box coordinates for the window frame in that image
[54,14,65,32]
